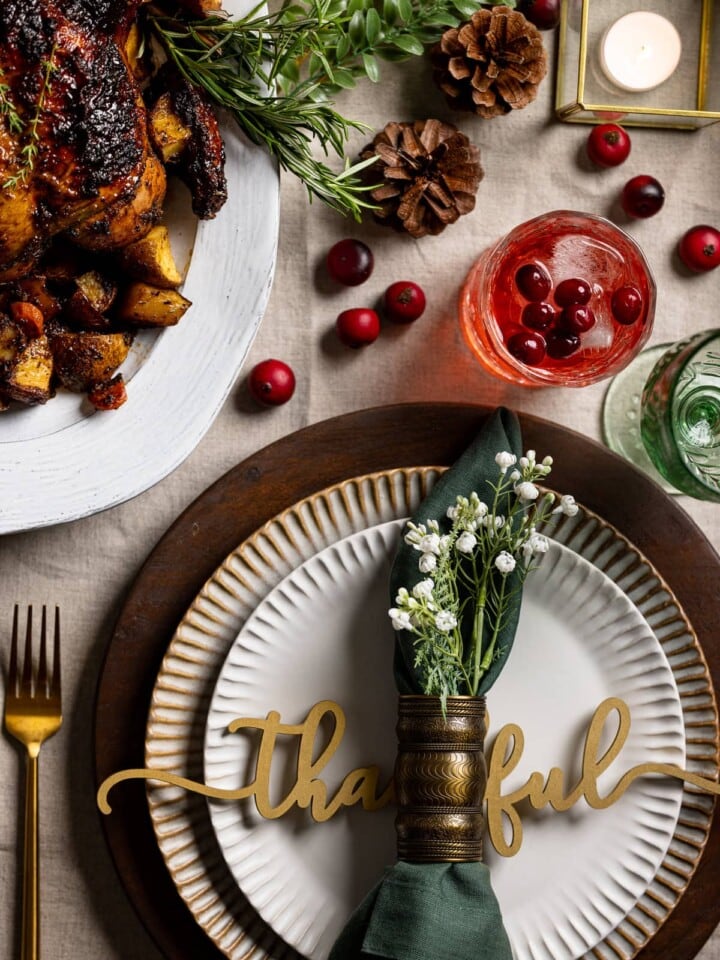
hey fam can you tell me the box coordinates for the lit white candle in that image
[600,11,682,93]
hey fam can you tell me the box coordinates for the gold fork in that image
[4,606,62,960]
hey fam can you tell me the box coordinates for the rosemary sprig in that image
[148,0,514,218]
[3,44,57,192]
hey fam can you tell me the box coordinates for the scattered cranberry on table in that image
[611,286,643,325]
[621,175,665,219]
[586,124,631,168]
[554,277,591,307]
[518,0,560,30]
[326,238,374,286]
[336,307,381,348]
[515,263,552,302]
[507,331,546,366]
[248,359,296,406]
[383,281,426,323]
[678,225,720,273]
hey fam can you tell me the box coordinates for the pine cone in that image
[359,119,483,238]
[431,6,548,119]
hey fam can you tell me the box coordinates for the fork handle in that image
[21,750,39,960]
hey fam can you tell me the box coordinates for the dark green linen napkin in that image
[329,408,521,960]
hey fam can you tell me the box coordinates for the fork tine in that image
[8,604,19,697]
[51,607,61,700]
[21,605,33,696]
[37,606,48,695]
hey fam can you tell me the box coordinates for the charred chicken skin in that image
[0,0,169,281]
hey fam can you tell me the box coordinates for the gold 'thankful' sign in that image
[97,697,720,857]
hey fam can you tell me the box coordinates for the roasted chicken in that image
[0,0,229,409]
[0,0,227,281]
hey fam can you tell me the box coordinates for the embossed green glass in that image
[603,330,720,502]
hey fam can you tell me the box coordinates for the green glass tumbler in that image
[603,329,720,502]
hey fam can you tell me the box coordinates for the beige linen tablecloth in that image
[1,29,719,960]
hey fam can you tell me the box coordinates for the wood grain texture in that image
[93,402,720,960]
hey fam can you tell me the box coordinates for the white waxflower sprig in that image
[388,449,577,704]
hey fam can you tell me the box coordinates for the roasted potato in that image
[114,282,191,327]
[65,271,118,328]
[115,225,183,289]
[4,335,54,404]
[50,330,133,391]
[0,314,28,373]
[149,93,193,166]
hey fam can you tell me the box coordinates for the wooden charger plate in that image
[94,403,720,960]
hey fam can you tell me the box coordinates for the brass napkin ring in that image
[394,695,487,863]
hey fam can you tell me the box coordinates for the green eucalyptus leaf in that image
[415,26,443,43]
[429,11,461,26]
[383,0,399,24]
[393,33,425,55]
[453,0,478,16]
[362,51,380,81]
[397,0,413,22]
[348,9,366,47]
[335,31,352,61]
[348,0,365,13]
[332,67,358,88]
[365,7,382,44]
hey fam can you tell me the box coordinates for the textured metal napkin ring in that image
[394,695,487,863]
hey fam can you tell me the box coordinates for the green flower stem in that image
[470,575,488,694]
[477,573,508,678]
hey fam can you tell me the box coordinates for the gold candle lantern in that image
[556,0,720,130]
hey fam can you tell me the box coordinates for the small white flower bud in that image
[542,455,553,467]
[509,470,521,482]
[495,451,517,474]
[434,610,458,632]
[560,494,579,517]
[419,533,441,555]
[389,608,412,631]
[526,449,536,463]
[515,481,539,502]
[456,531,477,554]
[495,551,516,574]
[413,578,435,600]
[446,505,459,521]
[418,552,437,573]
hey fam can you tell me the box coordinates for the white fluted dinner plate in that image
[0,0,278,534]
[145,469,718,960]
[203,527,685,960]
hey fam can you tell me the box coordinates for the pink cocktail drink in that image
[460,211,655,387]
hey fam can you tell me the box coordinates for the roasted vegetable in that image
[9,278,61,322]
[50,330,133,391]
[4,335,54,404]
[149,93,193,165]
[10,301,45,338]
[115,225,183,289]
[87,373,128,410]
[65,271,118,328]
[115,282,191,327]
[0,315,28,374]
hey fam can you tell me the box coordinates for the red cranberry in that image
[546,331,581,359]
[326,239,374,285]
[519,0,560,30]
[586,124,631,168]
[507,331,546,366]
[622,176,665,219]
[248,359,296,406]
[383,281,426,323]
[515,262,552,301]
[336,307,380,348]
[611,286,643,325]
[678,225,720,273]
[522,302,556,331]
[554,278,591,307]
[559,304,595,334]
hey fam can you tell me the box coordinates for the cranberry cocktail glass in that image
[459,210,656,387]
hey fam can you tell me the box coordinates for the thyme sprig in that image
[3,44,58,192]
[148,0,514,217]
[0,81,23,135]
